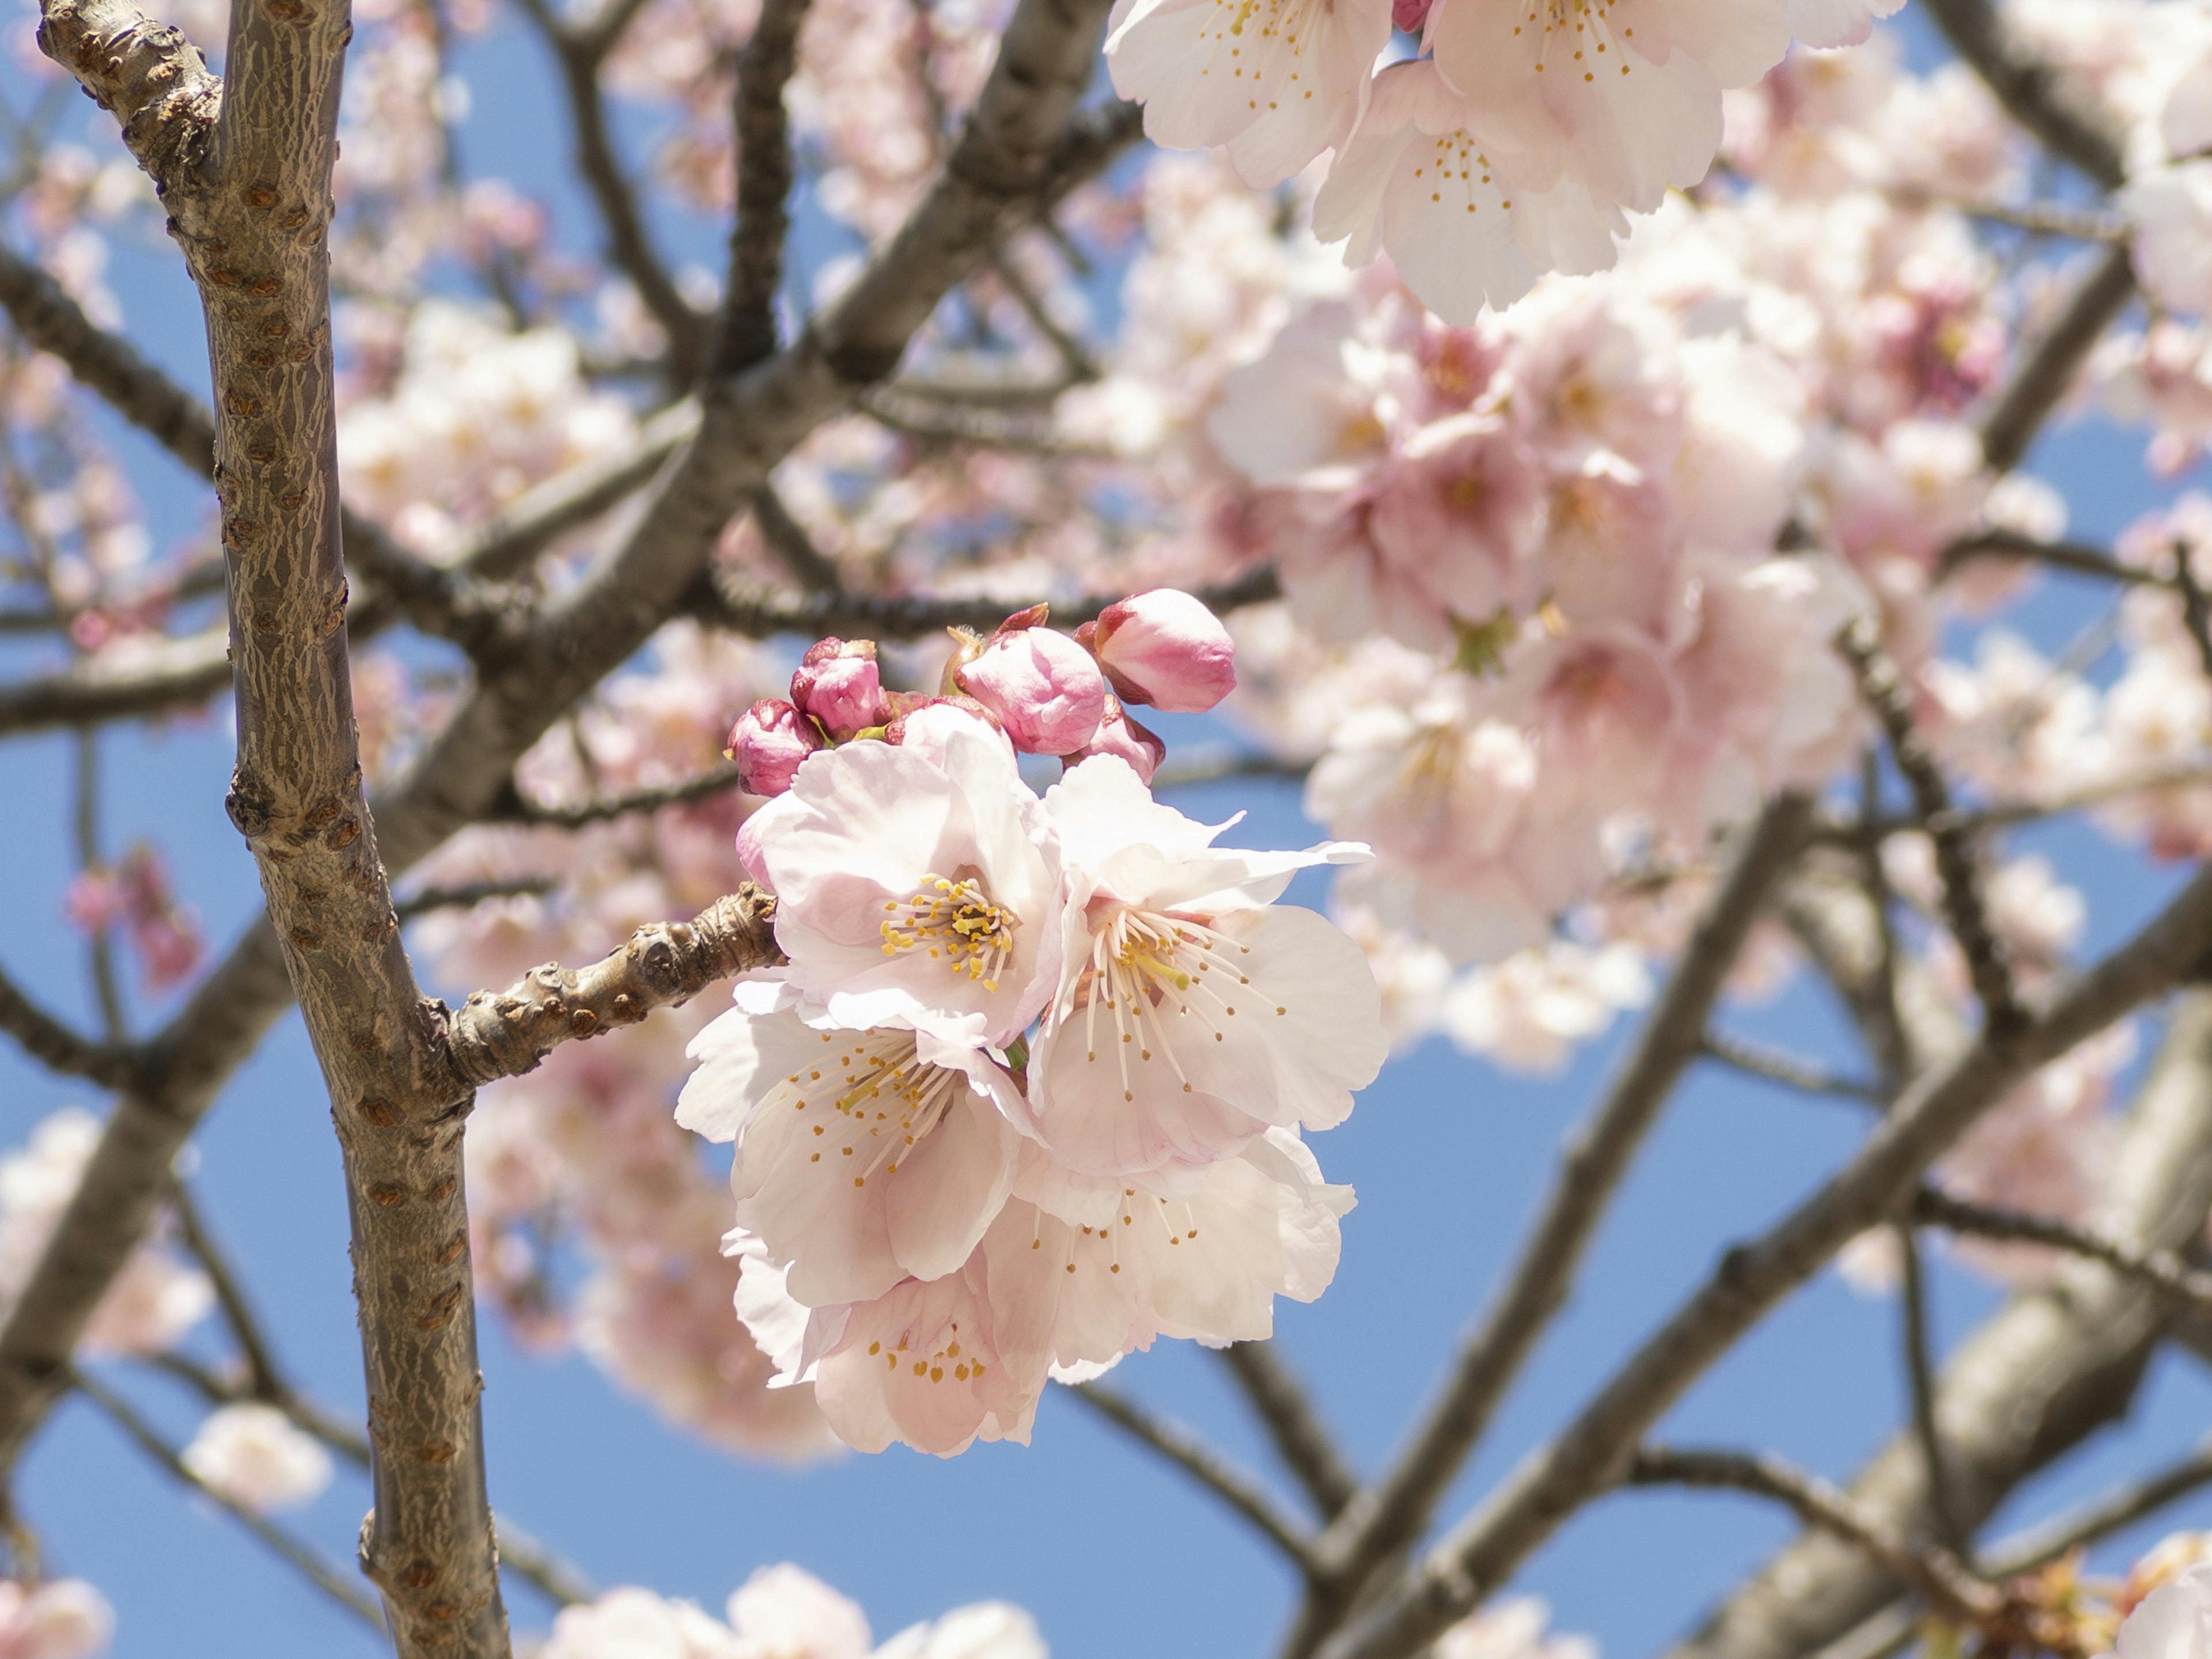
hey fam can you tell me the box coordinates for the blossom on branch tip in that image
[952,620,1108,756]
[1081,589,1238,713]
[729,699,827,797]
[791,638,888,740]
[0,1578,113,1659]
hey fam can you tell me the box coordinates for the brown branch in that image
[1895,1225,1967,1559]
[1912,1185,2212,1316]
[1218,1343,1360,1521]
[1698,1029,1884,1106]
[1979,1436,2212,1577]
[1838,618,2023,1032]
[454,399,698,582]
[1291,795,1813,1650]
[1669,995,2212,1659]
[1065,1381,1321,1574]
[0,628,232,738]
[393,878,557,922]
[1313,861,2212,1659]
[715,0,808,377]
[73,1368,388,1631]
[169,1180,286,1406]
[1624,1448,2006,1635]
[749,486,843,594]
[1920,0,2124,188]
[39,0,513,1645]
[690,562,1281,641]
[442,888,778,1088]
[1939,529,2160,587]
[0,963,135,1089]
[1979,244,2135,476]
[486,763,746,830]
[517,0,705,365]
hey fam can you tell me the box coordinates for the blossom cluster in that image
[684,594,1383,1455]
[1103,0,1903,318]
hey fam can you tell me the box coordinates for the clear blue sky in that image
[1,7,2209,1657]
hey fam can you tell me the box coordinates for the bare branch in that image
[487,763,747,830]
[493,1516,596,1610]
[1625,1448,2009,1636]
[1218,1343,1361,1521]
[168,1181,287,1406]
[1699,1029,1884,1106]
[1912,1185,2212,1316]
[73,1368,389,1631]
[1838,618,2023,1032]
[442,887,779,1088]
[715,0,809,376]
[1978,245,2135,476]
[394,878,558,922]
[0,963,134,1089]
[1896,1225,1968,1559]
[1315,864,2212,1659]
[1920,0,2125,187]
[1940,529,2160,588]
[1065,1381,1321,1575]
[1980,1437,2212,1576]
[750,486,844,594]
[0,628,232,738]
[456,399,699,582]
[1296,795,1814,1642]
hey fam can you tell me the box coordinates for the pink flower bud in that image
[789,637,885,738]
[884,696,1016,767]
[955,624,1107,754]
[1392,0,1431,32]
[1084,588,1237,713]
[1063,695,1166,783]
[726,699,824,796]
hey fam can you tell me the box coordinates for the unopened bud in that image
[1064,695,1166,783]
[726,698,824,796]
[1392,0,1431,32]
[790,637,885,738]
[954,620,1107,754]
[1082,588,1237,713]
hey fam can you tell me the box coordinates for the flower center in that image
[1069,907,1285,1104]
[779,1029,965,1188]
[879,874,1016,991]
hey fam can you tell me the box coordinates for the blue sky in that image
[1,5,2210,1657]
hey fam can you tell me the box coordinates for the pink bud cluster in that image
[60,846,204,993]
[726,590,1237,799]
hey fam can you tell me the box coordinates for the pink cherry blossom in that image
[729,699,827,797]
[180,1403,334,1512]
[0,1580,113,1659]
[679,1005,1025,1305]
[1027,756,1384,1175]
[953,622,1108,756]
[791,638,888,739]
[1084,589,1237,713]
[1060,696,1167,783]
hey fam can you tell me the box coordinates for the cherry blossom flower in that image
[1082,589,1238,713]
[2107,1562,2212,1659]
[730,699,827,797]
[1441,940,1652,1074]
[1027,756,1384,1175]
[952,619,1108,756]
[679,1005,1027,1305]
[180,1403,334,1513]
[1434,1597,1596,1659]
[791,639,889,740]
[0,1579,113,1659]
[2125,161,2212,313]
[1103,0,1393,188]
[749,726,1063,1047]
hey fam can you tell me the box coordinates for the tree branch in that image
[715,0,808,377]
[1293,795,1813,1647]
[73,1368,389,1632]
[1838,618,2022,1032]
[0,628,232,738]
[1912,1185,2212,1316]
[486,764,746,830]
[1698,1029,1884,1106]
[1896,1225,1967,1559]
[442,888,779,1088]
[1065,1380,1321,1575]
[1624,1448,2007,1636]
[0,963,135,1089]
[1217,1343,1361,1521]
[1315,865,2212,1659]
[1920,0,2124,188]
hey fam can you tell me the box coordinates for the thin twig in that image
[1065,1381,1320,1574]
[2169,542,2212,685]
[166,1182,286,1405]
[1940,529,2162,588]
[0,963,135,1089]
[394,877,558,922]
[71,1369,387,1631]
[487,764,748,831]
[494,1513,597,1609]
[1698,1029,1885,1105]
[1838,618,2023,1033]
[1624,1448,2008,1634]
[1896,1225,1968,1560]
[1980,1437,2212,1574]
[71,727,123,1043]
[1217,1343,1360,1521]
[1978,244,2136,476]
[1912,1186,2212,1316]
